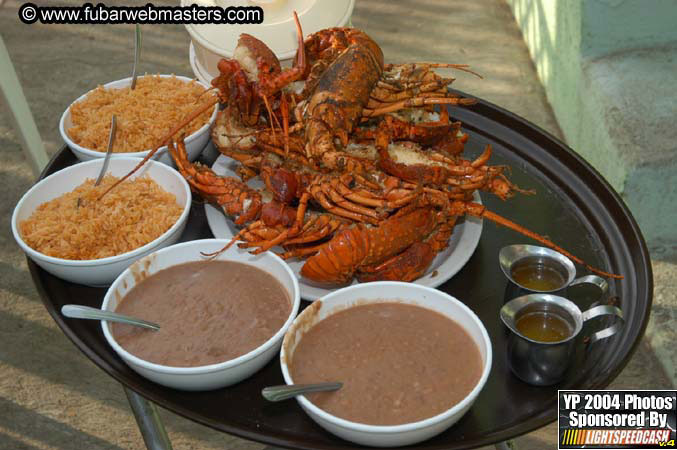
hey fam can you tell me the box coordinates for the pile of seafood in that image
[107,14,620,285]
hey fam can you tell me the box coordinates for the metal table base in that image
[125,388,173,450]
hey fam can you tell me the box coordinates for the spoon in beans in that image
[61,304,160,331]
[262,382,343,401]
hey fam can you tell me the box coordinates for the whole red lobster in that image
[104,13,623,284]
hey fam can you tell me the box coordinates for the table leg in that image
[124,387,174,450]
[495,440,518,450]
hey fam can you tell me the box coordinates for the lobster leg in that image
[261,94,277,143]
[363,96,477,117]
[219,151,262,170]
[200,220,264,257]
[257,12,307,96]
[289,192,310,235]
[377,139,529,200]
[247,229,291,254]
[284,215,327,244]
[369,78,455,103]
[285,221,341,245]
[246,227,281,241]
[471,144,492,168]
[364,63,480,119]
[317,181,386,219]
[331,177,418,210]
[280,93,291,155]
[367,92,463,109]
[241,192,311,254]
[281,241,329,260]
[309,184,381,224]
[384,63,483,79]
[168,139,262,225]
[257,142,317,168]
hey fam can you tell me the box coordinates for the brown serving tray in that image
[30,96,652,449]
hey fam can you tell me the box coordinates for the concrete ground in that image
[1,0,674,449]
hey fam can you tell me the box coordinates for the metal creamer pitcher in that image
[499,245,609,297]
[500,294,624,386]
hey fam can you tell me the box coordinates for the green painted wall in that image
[507,0,587,179]
[506,0,677,256]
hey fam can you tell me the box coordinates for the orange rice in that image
[67,75,216,152]
[19,175,183,260]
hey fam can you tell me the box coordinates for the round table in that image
[29,96,652,449]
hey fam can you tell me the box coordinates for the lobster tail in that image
[301,208,439,284]
[305,43,384,161]
[300,224,369,284]
[357,242,436,283]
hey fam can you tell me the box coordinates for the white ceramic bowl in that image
[101,239,300,391]
[183,0,354,84]
[11,157,191,286]
[280,282,492,447]
[59,75,218,166]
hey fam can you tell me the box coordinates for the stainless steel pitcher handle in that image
[581,304,624,344]
[570,275,608,295]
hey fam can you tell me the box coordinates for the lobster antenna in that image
[292,11,306,71]
[261,94,277,143]
[472,205,624,279]
[195,85,218,103]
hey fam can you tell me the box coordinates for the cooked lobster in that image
[106,13,622,284]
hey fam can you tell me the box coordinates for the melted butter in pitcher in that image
[511,257,567,291]
[516,312,572,343]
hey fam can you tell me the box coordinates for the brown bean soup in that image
[113,260,290,367]
[290,302,483,425]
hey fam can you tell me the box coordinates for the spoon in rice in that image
[78,25,139,208]
[130,24,141,90]
[76,114,116,208]
[61,304,160,331]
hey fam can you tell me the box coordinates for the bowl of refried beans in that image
[100,238,300,391]
[280,282,492,447]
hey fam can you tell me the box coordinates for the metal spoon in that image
[76,114,116,208]
[61,304,160,331]
[130,24,142,90]
[95,114,116,184]
[262,382,343,402]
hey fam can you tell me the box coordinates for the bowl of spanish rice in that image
[11,157,192,286]
[59,75,218,166]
